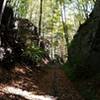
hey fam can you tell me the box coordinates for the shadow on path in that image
[0,65,84,100]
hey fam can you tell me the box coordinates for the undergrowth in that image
[63,63,100,100]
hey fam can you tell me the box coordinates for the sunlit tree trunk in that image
[50,0,56,60]
[60,1,69,57]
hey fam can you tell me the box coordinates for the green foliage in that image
[23,44,44,63]
[10,0,28,17]
[63,62,76,80]
[63,61,90,80]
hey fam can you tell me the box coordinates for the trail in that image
[38,65,84,100]
[0,65,84,100]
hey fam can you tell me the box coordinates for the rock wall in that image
[68,0,100,77]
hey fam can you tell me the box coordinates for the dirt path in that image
[0,65,84,100]
[38,65,84,100]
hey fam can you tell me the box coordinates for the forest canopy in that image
[9,0,95,60]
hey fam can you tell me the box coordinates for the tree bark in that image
[38,0,43,36]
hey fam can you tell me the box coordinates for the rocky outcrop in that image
[68,0,100,78]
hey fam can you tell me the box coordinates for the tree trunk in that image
[38,0,43,36]
[60,2,69,59]
[61,3,69,48]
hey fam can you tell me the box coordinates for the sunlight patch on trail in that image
[2,86,57,100]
